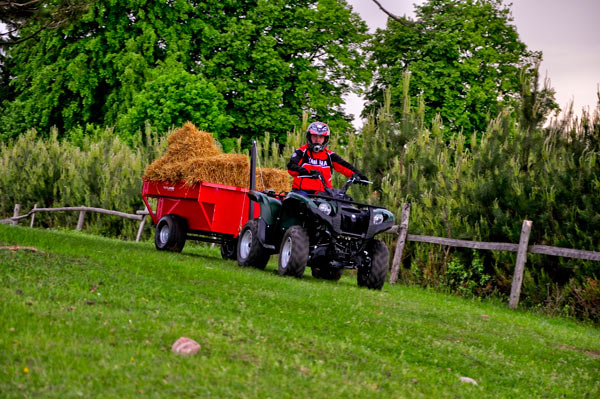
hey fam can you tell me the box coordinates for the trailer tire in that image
[357,240,388,290]
[278,226,308,278]
[311,266,344,281]
[155,214,187,252]
[221,238,238,260]
[237,220,270,269]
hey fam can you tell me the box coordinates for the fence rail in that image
[386,203,600,309]
[394,234,600,262]
[1,204,149,242]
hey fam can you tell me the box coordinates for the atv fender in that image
[247,190,282,250]
[248,190,282,225]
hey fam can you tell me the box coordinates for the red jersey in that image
[287,144,359,192]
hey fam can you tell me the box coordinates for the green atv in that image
[236,174,395,289]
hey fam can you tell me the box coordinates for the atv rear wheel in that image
[278,226,309,278]
[311,266,344,281]
[155,214,187,252]
[357,240,388,290]
[237,220,270,269]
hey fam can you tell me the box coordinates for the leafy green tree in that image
[366,0,550,136]
[0,0,370,145]
[115,58,233,147]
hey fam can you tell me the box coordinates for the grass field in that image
[1,224,599,398]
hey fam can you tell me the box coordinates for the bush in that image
[0,125,166,239]
[354,87,600,322]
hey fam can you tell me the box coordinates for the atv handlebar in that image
[298,173,372,195]
[341,176,372,193]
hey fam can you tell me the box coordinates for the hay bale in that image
[256,168,292,193]
[144,122,221,182]
[166,122,220,160]
[144,122,291,193]
[182,154,250,187]
[144,156,189,183]
[144,156,167,181]
[181,156,292,192]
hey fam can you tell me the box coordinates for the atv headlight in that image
[318,202,332,215]
[373,213,384,225]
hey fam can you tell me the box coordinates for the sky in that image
[344,0,600,128]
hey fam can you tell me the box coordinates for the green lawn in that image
[1,224,598,398]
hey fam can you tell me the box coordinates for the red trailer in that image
[142,180,261,259]
[142,142,264,260]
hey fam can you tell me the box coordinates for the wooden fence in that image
[385,203,600,309]
[1,204,150,242]
[3,202,600,310]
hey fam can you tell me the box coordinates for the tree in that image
[0,0,91,45]
[115,58,233,146]
[0,0,370,146]
[366,0,549,136]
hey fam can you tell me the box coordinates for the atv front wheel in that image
[155,214,187,252]
[278,226,309,278]
[237,220,270,269]
[357,240,389,290]
[311,266,344,281]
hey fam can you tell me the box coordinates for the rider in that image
[287,121,368,194]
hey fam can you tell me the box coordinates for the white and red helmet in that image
[306,121,330,152]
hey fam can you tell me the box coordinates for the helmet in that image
[306,121,330,152]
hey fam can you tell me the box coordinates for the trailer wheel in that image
[155,214,187,252]
[357,240,388,290]
[311,266,344,281]
[237,220,270,269]
[278,226,308,278]
[221,238,238,260]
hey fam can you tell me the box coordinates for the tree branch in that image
[370,0,422,27]
[0,1,91,45]
[0,0,44,7]
[0,25,20,35]
[1,22,48,44]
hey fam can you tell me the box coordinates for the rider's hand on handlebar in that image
[353,172,370,185]
[298,168,322,178]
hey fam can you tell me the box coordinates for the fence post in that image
[76,209,86,231]
[389,203,411,284]
[136,215,147,242]
[30,204,38,228]
[11,204,21,226]
[509,220,533,309]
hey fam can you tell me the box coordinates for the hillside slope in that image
[1,225,598,398]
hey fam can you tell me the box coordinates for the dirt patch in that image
[559,344,600,358]
[0,246,38,252]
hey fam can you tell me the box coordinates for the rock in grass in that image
[171,337,201,355]
[459,376,478,386]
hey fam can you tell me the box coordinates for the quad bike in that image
[237,174,395,289]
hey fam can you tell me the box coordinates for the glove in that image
[298,167,310,176]
[309,170,322,177]
[353,172,368,181]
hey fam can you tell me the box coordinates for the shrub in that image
[0,125,166,239]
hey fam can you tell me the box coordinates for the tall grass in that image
[0,124,166,239]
